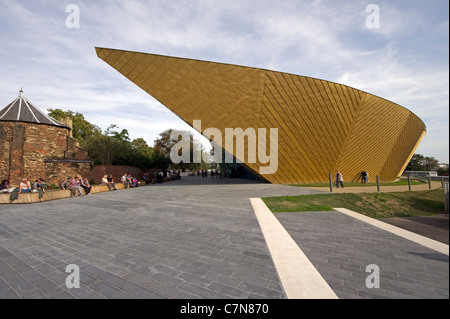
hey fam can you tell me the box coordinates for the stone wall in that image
[0,121,89,186]
[44,160,91,186]
[22,123,68,183]
[85,165,168,184]
[66,136,88,160]
[0,122,13,183]
[85,165,145,184]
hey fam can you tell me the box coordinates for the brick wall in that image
[85,166,169,184]
[85,165,145,184]
[0,121,89,186]
[44,160,91,186]
[0,123,13,182]
[22,123,67,183]
[66,136,88,160]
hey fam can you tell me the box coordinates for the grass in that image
[262,188,446,219]
[290,180,424,188]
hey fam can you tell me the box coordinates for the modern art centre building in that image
[96,47,426,184]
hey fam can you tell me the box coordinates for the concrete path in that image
[306,181,444,194]
[275,210,448,299]
[0,178,320,299]
[251,198,338,299]
[0,177,448,299]
[379,215,449,245]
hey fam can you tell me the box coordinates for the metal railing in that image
[445,183,449,213]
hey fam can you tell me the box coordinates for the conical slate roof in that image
[0,89,69,129]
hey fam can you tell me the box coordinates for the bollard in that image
[428,176,432,190]
[445,183,449,213]
[442,177,445,188]
[329,173,333,193]
[376,176,380,192]
[408,175,412,191]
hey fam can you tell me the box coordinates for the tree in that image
[437,165,449,176]
[149,152,172,170]
[406,154,440,172]
[154,129,177,157]
[131,138,154,158]
[423,156,440,171]
[153,129,209,171]
[82,134,125,165]
[47,109,101,145]
[406,154,425,171]
[105,124,131,142]
[47,109,212,170]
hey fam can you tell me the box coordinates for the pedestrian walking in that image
[336,171,344,188]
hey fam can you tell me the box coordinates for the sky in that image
[0,0,448,163]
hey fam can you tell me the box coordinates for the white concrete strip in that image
[335,208,449,256]
[250,198,338,299]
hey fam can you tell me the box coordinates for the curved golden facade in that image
[96,47,426,184]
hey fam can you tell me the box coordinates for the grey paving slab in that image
[21,289,49,299]
[0,177,318,299]
[275,211,449,299]
[0,288,20,299]
[2,176,446,299]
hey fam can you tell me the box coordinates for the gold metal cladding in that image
[96,47,427,184]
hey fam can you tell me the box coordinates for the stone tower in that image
[0,89,91,186]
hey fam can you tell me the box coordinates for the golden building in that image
[96,47,426,184]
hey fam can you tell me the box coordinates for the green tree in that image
[406,154,440,171]
[437,165,449,176]
[105,124,131,142]
[149,151,172,170]
[47,109,101,145]
[154,129,177,157]
[423,156,440,171]
[154,129,209,171]
[406,154,425,171]
[131,138,154,158]
[47,109,203,169]
[82,134,124,165]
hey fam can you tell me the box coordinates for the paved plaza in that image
[0,177,448,299]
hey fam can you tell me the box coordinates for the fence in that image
[445,183,449,213]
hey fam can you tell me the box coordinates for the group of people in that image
[112,171,175,188]
[100,171,177,191]
[101,174,117,191]
[1,177,49,201]
[197,169,221,179]
[2,171,161,202]
[0,179,15,194]
[1,178,47,194]
[120,174,140,189]
[142,173,152,184]
[60,176,92,197]
[155,171,164,183]
[361,170,369,184]
[334,170,370,188]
